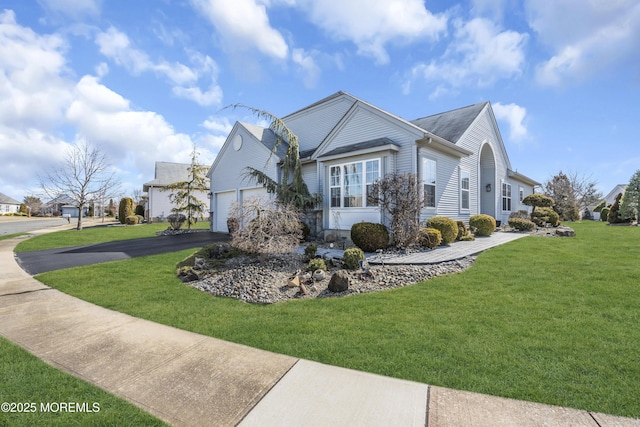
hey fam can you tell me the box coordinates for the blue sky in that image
[1,0,639,203]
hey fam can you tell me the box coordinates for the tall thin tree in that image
[39,142,119,231]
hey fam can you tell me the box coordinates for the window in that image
[423,158,436,208]
[330,166,341,207]
[330,159,379,208]
[460,169,470,210]
[343,163,363,207]
[519,187,524,203]
[502,182,512,211]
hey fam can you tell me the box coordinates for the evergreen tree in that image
[164,144,209,229]
[620,170,640,221]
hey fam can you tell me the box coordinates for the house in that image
[0,192,20,215]
[591,184,628,220]
[143,161,210,222]
[208,91,539,235]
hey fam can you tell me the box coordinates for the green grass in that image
[34,222,640,418]
[0,336,166,426]
[14,221,210,252]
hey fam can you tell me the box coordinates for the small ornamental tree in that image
[608,192,627,224]
[620,170,640,222]
[164,144,209,229]
[118,197,134,224]
[368,173,422,248]
[522,194,554,220]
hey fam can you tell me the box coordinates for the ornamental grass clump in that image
[470,214,496,236]
[350,222,389,252]
[426,216,457,245]
[416,227,442,249]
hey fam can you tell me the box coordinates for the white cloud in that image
[95,26,223,106]
[292,48,321,88]
[190,0,288,59]
[404,17,527,96]
[0,10,72,130]
[526,0,640,86]
[493,102,528,142]
[296,0,447,64]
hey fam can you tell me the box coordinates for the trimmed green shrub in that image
[470,214,496,236]
[417,228,442,249]
[125,215,139,225]
[118,197,134,225]
[350,222,389,252]
[600,207,610,222]
[522,193,554,209]
[307,258,327,272]
[300,222,310,241]
[343,247,365,270]
[531,207,560,227]
[593,199,606,213]
[168,213,187,230]
[426,216,457,245]
[304,243,318,260]
[455,221,467,241]
[508,217,536,231]
[134,204,145,216]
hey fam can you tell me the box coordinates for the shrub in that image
[118,197,135,225]
[426,216,457,245]
[470,214,496,236]
[509,210,530,220]
[600,207,610,222]
[304,243,318,260]
[125,215,139,225]
[350,222,389,252]
[167,213,187,230]
[531,207,559,227]
[508,218,536,231]
[417,228,442,249]
[300,222,311,241]
[342,247,364,270]
[134,204,145,217]
[307,258,327,272]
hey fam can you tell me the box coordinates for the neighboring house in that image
[60,205,88,218]
[0,192,20,214]
[208,91,539,234]
[41,194,75,216]
[591,184,628,220]
[143,161,210,222]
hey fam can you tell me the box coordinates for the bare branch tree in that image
[39,142,119,230]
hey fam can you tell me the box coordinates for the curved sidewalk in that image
[0,236,638,426]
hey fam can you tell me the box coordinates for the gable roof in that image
[0,192,20,205]
[410,102,488,143]
[239,122,289,159]
[143,161,209,191]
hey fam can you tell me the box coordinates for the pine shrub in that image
[470,214,496,236]
[508,217,536,231]
[426,216,458,244]
[417,228,442,249]
[118,197,134,225]
[350,222,389,252]
[531,207,559,227]
[600,207,610,222]
[342,247,365,270]
[307,258,327,272]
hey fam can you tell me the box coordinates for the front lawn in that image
[34,222,640,418]
[14,221,210,252]
[0,337,166,426]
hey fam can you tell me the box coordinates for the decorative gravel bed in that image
[186,253,476,304]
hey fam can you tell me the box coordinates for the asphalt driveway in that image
[16,232,229,275]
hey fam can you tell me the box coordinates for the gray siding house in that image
[208,91,539,233]
[0,192,20,214]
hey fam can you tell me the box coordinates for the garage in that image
[214,191,236,232]
[240,187,268,204]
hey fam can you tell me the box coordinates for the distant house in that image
[0,192,20,214]
[143,161,210,222]
[208,91,539,234]
[41,194,87,217]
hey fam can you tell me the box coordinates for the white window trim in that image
[502,181,512,212]
[460,167,470,211]
[329,158,380,209]
[422,157,437,209]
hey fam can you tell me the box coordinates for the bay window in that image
[329,159,380,208]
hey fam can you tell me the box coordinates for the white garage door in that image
[240,187,268,204]
[215,191,236,232]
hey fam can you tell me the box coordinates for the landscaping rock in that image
[328,270,350,293]
[312,269,326,281]
[555,226,576,237]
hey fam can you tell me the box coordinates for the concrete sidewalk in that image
[1,237,638,426]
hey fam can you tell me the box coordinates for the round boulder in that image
[328,270,350,293]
